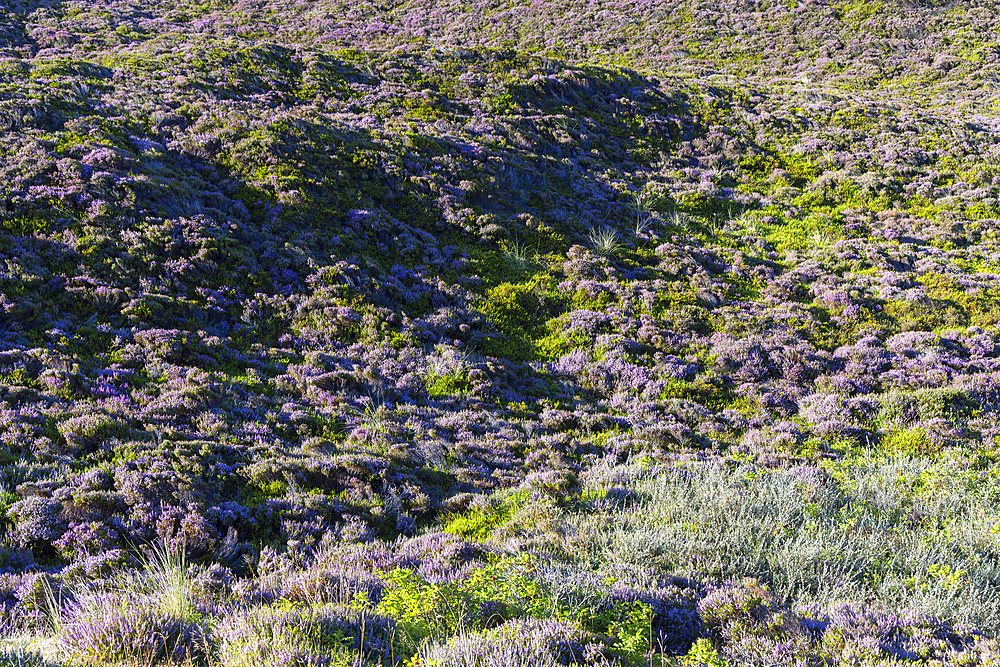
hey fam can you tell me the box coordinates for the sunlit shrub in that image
[214,603,393,667]
[62,592,209,666]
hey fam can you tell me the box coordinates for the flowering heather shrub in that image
[796,604,984,665]
[395,531,486,580]
[11,572,62,632]
[60,548,133,583]
[710,334,779,383]
[62,592,209,665]
[7,497,65,548]
[798,393,878,436]
[214,603,393,667]
[52,521,120,561]
[698,583,769,633]
[415,618,605,667]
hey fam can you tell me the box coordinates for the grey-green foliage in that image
[589,461,1000,629]
[586,227,624,256]
[501,239,536,270]
[0,648,63,667]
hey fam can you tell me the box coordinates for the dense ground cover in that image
[3,0,1000,664]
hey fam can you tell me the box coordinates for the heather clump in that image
[213,603,393,667]
[414,618,606,667]
[61,592,210,666]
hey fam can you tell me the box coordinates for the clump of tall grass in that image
[807,229,835,248]
[500,239,537,271]
[629,190,662,239]
[586,227,624,256]
[144,544,198,621]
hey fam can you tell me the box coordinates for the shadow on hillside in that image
[0,0,71,58]
[198,49,714,263]
[0,46,725,342]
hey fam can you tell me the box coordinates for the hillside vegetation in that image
[3,0,1000,664]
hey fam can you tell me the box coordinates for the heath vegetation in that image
[2,0,1000,664]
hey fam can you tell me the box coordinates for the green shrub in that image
[877,388,976,430]
[682,638,726,666]
[427,371,472,397]
[534,327,591,360]
[884,298,966,332]
[374,558,551,652]
[376,568,459,646]
[913,387,977,421]
[880,428,937,457]
[443,494,525,540]
[463,555,551,620]
[478,280,557,361]
[765,213,842,253]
